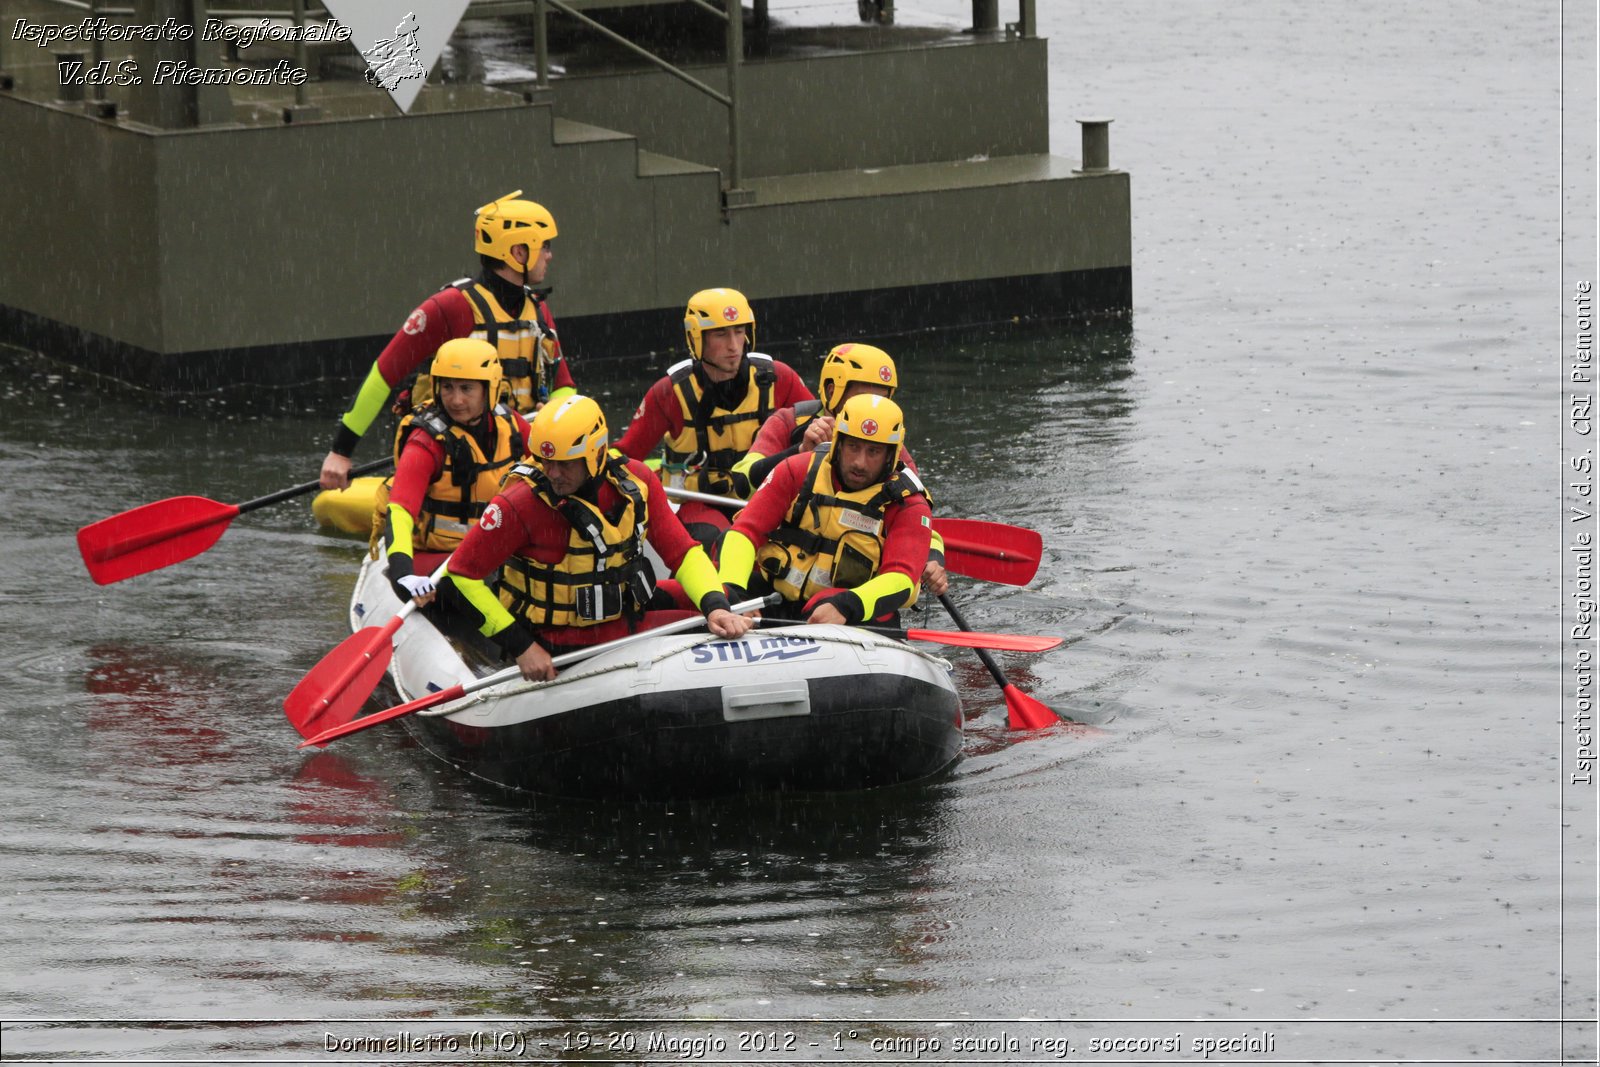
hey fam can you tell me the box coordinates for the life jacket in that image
[784,399,826,448]
[392,403,525,550]
[497,454,658,629]
[661,354,777,495]
[756,446,930,605]
[412,279,559,413]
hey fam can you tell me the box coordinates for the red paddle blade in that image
[77,496,241,585]
[283,618,403,739]
[905,628,1062,652]
[933,518,1043,586]
[298,680,467,749]
[1003,683,1061,731]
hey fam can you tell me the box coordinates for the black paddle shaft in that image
[938,593,1012,690]
[238,456,394,515]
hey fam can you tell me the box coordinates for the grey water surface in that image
[0,0,1590,1062]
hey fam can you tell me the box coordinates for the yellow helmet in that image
[683,287,755,360]
[817,342,897,413]
[430,338,503,407]
[529,394,609,479]
[832,393,906,472]
[474,190,557,272]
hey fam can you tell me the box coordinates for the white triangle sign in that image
[321,0,470,113]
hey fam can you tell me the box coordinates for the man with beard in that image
[717,394,933,626]
[443,395,753,681]
[615,287,812,546]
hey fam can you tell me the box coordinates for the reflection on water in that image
[384,785,959,1017]
[82,644,259,782]
[289,753,413,854]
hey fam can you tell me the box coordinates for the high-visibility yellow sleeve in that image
[718,530,758,590]
[339,363,395,442]
[444,566,518,638]
[847,571,917,620]
[673,544,724,611]
[385,503,417,559]
[731,450,764,479]
[729,450,766,499]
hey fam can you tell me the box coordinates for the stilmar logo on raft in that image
[688,635,823,667]
[319,0,471,113]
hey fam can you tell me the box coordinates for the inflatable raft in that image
[346,552,963,800]
[312,476,386,537]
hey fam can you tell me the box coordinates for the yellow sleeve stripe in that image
[386,503,417,558]
[674,545,722,609]
[444,566,518,638]
[342,363,394,440]
[718,530,758,590]
[850,572,916,619]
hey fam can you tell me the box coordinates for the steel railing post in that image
[725,0,742,195]
[291,0,309,106]
[534,0,549,89]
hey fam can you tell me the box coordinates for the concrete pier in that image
[0,1,1130,389]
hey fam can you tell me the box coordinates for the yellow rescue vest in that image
[412,280,559,413]
[756,447,929,605]
[393,405,524,550]
[784,399,826,447]
[498,455,658,629]
[662,354,777,495]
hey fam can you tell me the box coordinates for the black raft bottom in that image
[402,671,963,802]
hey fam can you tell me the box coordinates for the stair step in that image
[637,149,718,178]
[551,116,635,145]
[743,154,1088,206]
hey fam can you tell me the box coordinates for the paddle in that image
[755,617,1059,652]
[938,593,1061,731]
[296,595,777,749]
[929,517,1042,586]
[661,486,1042,587]
[283,557,454,740]
[77,456,394,585]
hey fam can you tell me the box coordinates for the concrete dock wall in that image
[0,28,1128,390]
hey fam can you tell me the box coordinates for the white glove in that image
[398,574,435,598]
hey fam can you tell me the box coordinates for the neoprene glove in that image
[398,574,435,598]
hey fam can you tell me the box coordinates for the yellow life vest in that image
[783,399,826,447]
[661,354,777,495]
[393,404,524,550]
[756,447,930,605]
[498,454,658,628]
[412,279,559,413]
